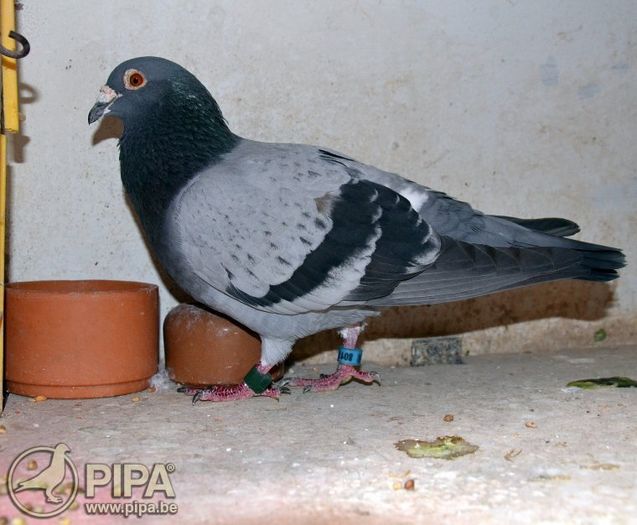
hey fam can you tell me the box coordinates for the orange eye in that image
[124,69,146,90]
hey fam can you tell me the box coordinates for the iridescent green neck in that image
[118,82,239,241]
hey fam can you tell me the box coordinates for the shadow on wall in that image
[10,83,38,164]
[291,280,617,361]
[6,83,40,278]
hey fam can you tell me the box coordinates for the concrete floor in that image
[1,346,636,524]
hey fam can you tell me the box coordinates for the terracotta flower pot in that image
[164,304,283,387]
[5,280,159,399]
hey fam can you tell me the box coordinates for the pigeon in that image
[89,57,624,402]
[14,443,71,503]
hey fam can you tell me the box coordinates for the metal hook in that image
[0,30,30,59]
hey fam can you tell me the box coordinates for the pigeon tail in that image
[366,235,625,307]
[492,216,580,237]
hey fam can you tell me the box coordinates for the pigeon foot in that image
[287,365,380,393]
[178,383,289,403]
[45,489,63,504]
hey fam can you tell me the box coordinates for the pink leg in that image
[178,363,289,403]
[287,325,380,393]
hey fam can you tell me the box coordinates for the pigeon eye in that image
[124,70,146,90]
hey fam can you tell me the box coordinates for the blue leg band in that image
[338,347,363,366]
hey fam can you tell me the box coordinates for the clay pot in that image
[164,304,283,386]
[6,280,159,398]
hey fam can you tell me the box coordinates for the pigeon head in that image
[89,57,236,158]
[90,57,215,126]
[89,57,239,240]
[54,443,70,454]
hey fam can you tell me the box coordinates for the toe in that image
[191,390,204,405]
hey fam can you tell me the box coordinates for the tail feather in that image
[493,216,580,237]
[367,235,625,307]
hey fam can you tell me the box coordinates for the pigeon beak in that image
[88,85,121,124]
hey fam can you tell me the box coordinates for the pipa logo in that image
[6,443,178,518]
[7,443,78,518]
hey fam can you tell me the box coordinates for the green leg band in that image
[244,365,273,394]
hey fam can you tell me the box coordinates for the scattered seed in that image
[525,421,537,429]
[581,463,620,471]
[0,517,7,525]
[131,396,141,402]
[388,469,411,479]
[0,425,6,434]
[55,480,83,495]
[11,517,27,525]
[33,395,47,402]
[27,459,39,470]
[0,483,7,496]
[146,386,157,393]
[58,517,71,525]
[70,500,80,511]
[531,474,571,482]
[504,449,522,461]
[60,481,75,494]
[392,480,402,490]
[404,479,415,491]
[443,414,454,422]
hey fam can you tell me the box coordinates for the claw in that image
[192,390,203,405]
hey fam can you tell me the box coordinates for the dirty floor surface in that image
[1,346,636,524]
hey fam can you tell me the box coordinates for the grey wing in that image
[173,150,441,315]
[317,149,608,250]
[318,149,623,307]
[317,149,581,246]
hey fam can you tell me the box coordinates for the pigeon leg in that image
[45,486,63,504]
[177,363,290,403]
[287,325,380,392]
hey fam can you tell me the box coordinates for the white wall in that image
[9,2,636,332]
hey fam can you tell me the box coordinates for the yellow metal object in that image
[1,0,20,132]
[0,134,5,402]
[0,0,20,408]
